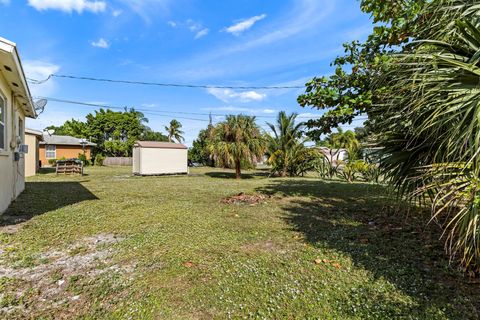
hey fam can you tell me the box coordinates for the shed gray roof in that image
[40,134,96,146]
[134,141,188,149]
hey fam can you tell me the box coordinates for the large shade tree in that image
[48,108,167,157]
[209,115,266,179]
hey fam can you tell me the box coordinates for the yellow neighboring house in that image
[25,128,43,176]
[0,37,37,213]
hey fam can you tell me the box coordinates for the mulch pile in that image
[221,192,271,205]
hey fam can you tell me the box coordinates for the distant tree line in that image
[46,108,170,159]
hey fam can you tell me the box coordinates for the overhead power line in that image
[38,97,210,122]
[35,96,369,123]
[27,74,306,90]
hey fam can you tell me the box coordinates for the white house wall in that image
[138,148,187,175]
[0,72,26,213]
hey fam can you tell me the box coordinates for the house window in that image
[0,96,5,150]
[45,145,56,159]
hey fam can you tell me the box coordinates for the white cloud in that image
[112,9,123,17]
[167,21,177,27]
[195,28,209,39]
[91,38,109,48]
[225,14,266,36]
[23,60,60,97]
[298,113,323,119]
[115,0,171,23]
[203,106,278,116]
[262,109,276,114]
[207,88,266,103]
[27,0,106,13]
[184,20,209,39]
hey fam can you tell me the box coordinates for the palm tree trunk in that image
[235,159,241,179]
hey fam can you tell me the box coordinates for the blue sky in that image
[0,0,371,145]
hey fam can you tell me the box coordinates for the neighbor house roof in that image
[135,141,188,149]
[0,37,35,118]
[40,135,96,147]
[25,128,43,137]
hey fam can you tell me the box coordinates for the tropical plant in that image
[374,2,480,272]
[94,154,106,166]
[189,124,215,166]
[141,128,169,142]
[362,163,381,183]
[209,115,266,179]
[340,160,369,183]
[165,119,185,143]
[266,112,305,177]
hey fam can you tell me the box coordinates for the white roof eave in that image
[0,37,36,119]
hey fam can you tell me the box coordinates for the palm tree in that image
[326,128,360,152]
[165,119,185,143]
[375,8,480,271]
[209,115,266,179]
[266,111,305,177]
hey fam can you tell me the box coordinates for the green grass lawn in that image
[1,166,479,319]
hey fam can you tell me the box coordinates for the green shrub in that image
[77,153,92,166]
[94,154,106,166]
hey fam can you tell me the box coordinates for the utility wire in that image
[27,74,305,90]
[38,96,369,122]
[38,97,210,122]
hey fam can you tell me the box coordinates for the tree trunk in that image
[235,159,241,179]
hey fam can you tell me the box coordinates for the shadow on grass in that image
[38,167,89,176]
[257,179,480,318]
[2,182,98,226]
[205,170,269,180]
[38,167,56,174]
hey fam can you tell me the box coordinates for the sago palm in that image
[209,115,266,179]
[375,4,480,271]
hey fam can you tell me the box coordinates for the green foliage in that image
[49,108,166,158]
[373,2,480,272]
[297,0,427,137]
[340,160,369,183]
[85,108,147,157]
[165,119,185,143]
[77,153,91,166]
[189,126,214,165]
[266,112,307,177]
[209,115,266,179]
[362,163,381,183]
[94,154,106,166]
[140,128,168,142]
[45,119,88,138]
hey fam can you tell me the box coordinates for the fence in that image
[103,157,133,166]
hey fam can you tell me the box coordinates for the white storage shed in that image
[133,141,188,176]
